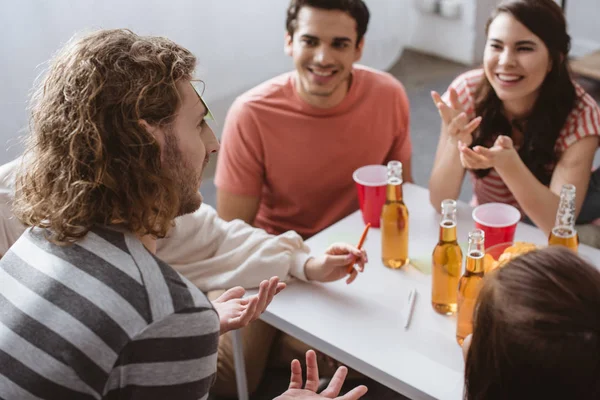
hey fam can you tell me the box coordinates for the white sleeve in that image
[0,157,311,287]
[156,204,311,292]
[0,159,27,256]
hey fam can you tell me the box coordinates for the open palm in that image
[274,350,368,400]
[211,276,285,335]
[431,88,481,146]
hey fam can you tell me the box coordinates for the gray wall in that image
[566,0,600,57]
[0,0,414,165]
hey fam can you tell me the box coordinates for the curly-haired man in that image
[0,28,369,399]
[0,29,286,399]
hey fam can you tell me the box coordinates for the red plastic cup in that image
[353,165,387,228]
[472,203,521,248]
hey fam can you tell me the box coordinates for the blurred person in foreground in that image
[462,246,600,399]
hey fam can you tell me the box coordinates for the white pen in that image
[404,288,417,330]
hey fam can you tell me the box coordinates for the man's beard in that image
[163,132,203,217]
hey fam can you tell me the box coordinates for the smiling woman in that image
[428,0,600,240]
[474,3,574,186]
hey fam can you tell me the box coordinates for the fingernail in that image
[346,254,354,261]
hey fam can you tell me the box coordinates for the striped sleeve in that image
[557,85,600,152]
[102,308,219,400]
[441,69,483,119]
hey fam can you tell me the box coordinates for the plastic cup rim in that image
[352,165,387,187]
[472,203,521,228]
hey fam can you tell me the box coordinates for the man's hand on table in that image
[274,350,368,400]
[304,243,368,285]
[211,276,285,335]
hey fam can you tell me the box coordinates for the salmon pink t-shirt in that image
[215,65,411,238]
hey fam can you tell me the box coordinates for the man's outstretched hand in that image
[212,276,285,335]
[274,350,368,400]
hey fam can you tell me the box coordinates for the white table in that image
[238,183,600,399]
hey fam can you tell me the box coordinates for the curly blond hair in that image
[14,29,196,243]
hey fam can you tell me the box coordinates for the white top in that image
[258,183,600,400]
[0,158,311,291]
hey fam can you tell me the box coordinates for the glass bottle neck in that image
[555,186,576,229]
[439,221,458,242]
[386,181,404,202]
[466,229,485,274]
[466,250,485,274]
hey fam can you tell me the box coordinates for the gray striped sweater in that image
[0,226,219,399]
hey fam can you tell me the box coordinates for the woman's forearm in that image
[495,157,559,235]
[429,140,466,210]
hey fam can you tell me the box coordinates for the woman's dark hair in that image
[472,0,576,186]
[286,0,370,47]
[465,246,600,400]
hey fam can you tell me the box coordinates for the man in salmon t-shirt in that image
[213,0,412,395]
[215,0,413,240]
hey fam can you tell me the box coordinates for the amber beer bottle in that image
[456,229,485,345]
[432,199,463,315]
[381,160,409,268]
[548,184,579,252]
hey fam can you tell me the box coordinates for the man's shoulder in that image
[351,65,409,113]
[234,71,295,110]
[20,226,132,264]
[354,64,406,92]
[13,226,134,270]
[84,226,215,316]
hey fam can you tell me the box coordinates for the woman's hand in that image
[431,88,482,147]
[459,135,519,170]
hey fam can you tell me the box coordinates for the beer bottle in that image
[548,184,579,252]
[432,199,463,315]
[456,229,485,345]
[381,160,409,268]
